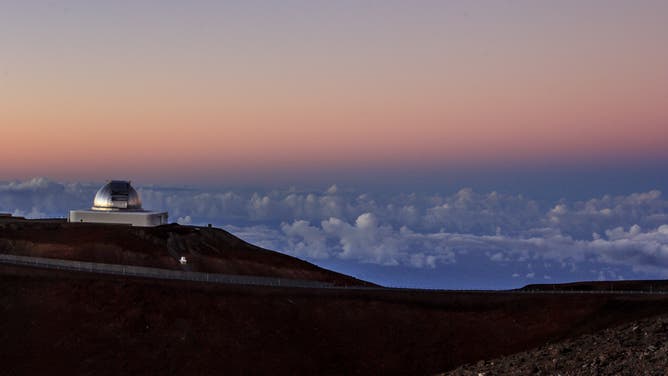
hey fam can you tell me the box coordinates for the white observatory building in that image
[69,180,168,227]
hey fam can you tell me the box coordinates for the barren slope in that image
[0,217,370,286]
[4,264,668,375]
[4,218,668,374]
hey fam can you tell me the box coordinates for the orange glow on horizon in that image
[1,2,668,182]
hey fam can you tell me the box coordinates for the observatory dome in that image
[92,180,143,211]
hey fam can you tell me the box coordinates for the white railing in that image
[2,253,668,294]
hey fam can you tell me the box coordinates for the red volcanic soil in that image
[0,217,368,286]
[3,264,668,375]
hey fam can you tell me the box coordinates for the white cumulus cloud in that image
[3,177,668,276]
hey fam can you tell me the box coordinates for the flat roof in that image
[70,210,168,216]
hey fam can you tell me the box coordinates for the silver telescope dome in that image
[92,180,143,211]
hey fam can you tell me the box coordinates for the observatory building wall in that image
[69,210,168,227]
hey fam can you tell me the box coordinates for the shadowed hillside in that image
[3,218,668,375]
[4,265,668,374]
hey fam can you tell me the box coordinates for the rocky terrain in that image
[445,313,668,375]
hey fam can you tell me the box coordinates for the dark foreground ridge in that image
[521,279,668,293]
[3,217,668,375]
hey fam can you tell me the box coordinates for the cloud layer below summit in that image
[3,177,668,285]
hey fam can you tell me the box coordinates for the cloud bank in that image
[3,178,668,280]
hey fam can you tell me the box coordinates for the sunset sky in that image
[2,1,668,288]
[2,1,667,184]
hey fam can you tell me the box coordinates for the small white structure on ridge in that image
[69,180,168,227]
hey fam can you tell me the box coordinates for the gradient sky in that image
[1,0,667,184]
